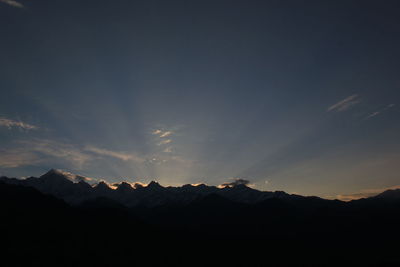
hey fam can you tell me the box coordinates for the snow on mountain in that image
[41,169,95,184]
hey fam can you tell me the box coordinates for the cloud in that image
[364,103,396,120]
[159,131,172,138]
[111,181,147,189]
[365,111,380,119]
[152,128,176,155]
[158,139,172,146]
[0,148,41,168]
[327,94,360,112]
[132,182,147,188]
[0,140,91,169]
[28,140,92,168]
[0,0,24,8]
[85,146,145,163]
[220,178,251,188]
[0,117,38,130]
[153,129,173,138]
[0,140,146,170]
[336,185,400,201]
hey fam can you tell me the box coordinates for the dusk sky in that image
[1,0,399,200]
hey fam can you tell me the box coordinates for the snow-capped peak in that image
[40,169,95,184]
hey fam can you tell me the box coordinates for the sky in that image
[1,0,399,199]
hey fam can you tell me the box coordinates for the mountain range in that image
[2,169,399,208]
[0,169,306,207]
[2,169,400,266]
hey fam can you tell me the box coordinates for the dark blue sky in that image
[1,0,399,199]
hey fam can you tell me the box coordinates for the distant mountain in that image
[0,169,305,207]
[3,169,397,210]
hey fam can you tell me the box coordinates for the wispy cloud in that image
[219,178,251,188]
[85,146,145,163]
[159,131,172,138]
[336,185,400,201]
[0,0,24,8]
[110,181,148,189]
[28,140,92,168]
[152,129,173,138]
[0,140,91,169]
[365,111,380,119]
[327,94,360,112]
[364,103,396,120]
[152,128,176,150]
[0,139,148,170]
[0,148,41,168]
[158,139,172,146]
[0,117,38,130]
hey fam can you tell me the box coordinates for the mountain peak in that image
[40,169,94,184]
[233,183,249,189]
[116,182,134,192]
[42,168,62,176]
[147,181,163,189]
[40,169,72,182]
[95,181,111,190]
